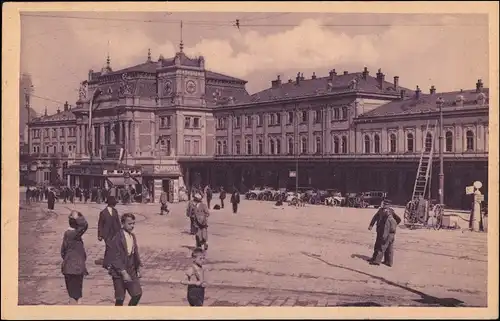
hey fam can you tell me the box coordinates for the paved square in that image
[18,196,487,307]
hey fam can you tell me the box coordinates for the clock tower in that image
[156,50,207,108]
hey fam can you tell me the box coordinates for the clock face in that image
[186,80,197,94]
[163,80,172,95]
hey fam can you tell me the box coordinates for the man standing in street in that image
[368,200,401,266]
[160,190,169,216]
[204,185,213,209]
[97,196,121,268]
[230,187,241,214]
[219,187,226,209]
[192,193,210,251]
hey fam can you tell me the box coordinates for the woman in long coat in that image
[47,188,57,210]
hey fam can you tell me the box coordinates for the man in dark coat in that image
[47,188,57,210]
[204,185,213,209]
[186,197,197,235]
[97,196,122,268]
[230,187,241,214]
[103,213,143,306]
[368,200,401,266]
[219,187,226,209]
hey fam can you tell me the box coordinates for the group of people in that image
[57,182,398,307]
[59,194,209,307]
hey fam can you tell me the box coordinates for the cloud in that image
[21,13,488,114]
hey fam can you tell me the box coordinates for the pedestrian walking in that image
[83,188,90,203]
[47,188,57,210]
[97,196,121,268]
[103,213,143,306]
[60,211,89,305]
[181,247,206,306]
[230,187,240,214]
[160,190,169,215]
[192,193,210,251]
[368,200,401,266]
[219,187,226,209]
[204,185,212,209]
[186,197,197,235]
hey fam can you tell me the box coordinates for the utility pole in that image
[436,97,445,205]
[295,104,299,195]
[24,85,33,155]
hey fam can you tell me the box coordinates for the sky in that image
[20,11,489,115]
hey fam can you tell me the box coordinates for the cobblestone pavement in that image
[18,197,487,307]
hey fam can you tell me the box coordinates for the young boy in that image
[103,213,143,306]
[181,248,207,306]
[61,211,89,305]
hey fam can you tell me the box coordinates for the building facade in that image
[25,49,489,209]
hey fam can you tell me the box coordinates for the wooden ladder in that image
[411,120,437,203]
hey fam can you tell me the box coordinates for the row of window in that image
[32,128,76,139]
[159,116,201,129]
[159,138,201,155]
[364,130,476,154]
[217,107,349,130]
[215,129,479,156]
[32,144,77,154]
[217,136,349,155]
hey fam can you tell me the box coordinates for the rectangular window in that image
[44,172,50,181]
[276,113,281,125]
[184,139,191,155]
[193,117,200,128]
[342,106,348,120]
[52,129,57,138]
[193,140,200,155]
[334,108,340,120]
[60,128,65,137]
[234,116,241,128]
[184,117,191,129]
[257,115,263,127]
[245,116,252,128]
[314,110,321,123]
[301,111,308,123]
[287,111,294,124]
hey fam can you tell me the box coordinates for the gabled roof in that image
[360,88,489,118]
[31,109,76,123]
[205,85,252,107]
[249,72,412,103]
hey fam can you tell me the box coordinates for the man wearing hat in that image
[192,193,210,251]
[97,196,122,268]
[368,199,401,266]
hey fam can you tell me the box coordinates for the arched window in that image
[389,133,397,153]
[288,137,294,155]
[301,137,308,154]
[61,145,65,153]
[364,135,371,154]
[258,139,263,154]
[53,146,57,154]
[425,133,433,152]
[270,138,275,154]
[222,141,228,155]
[341,136,348,154]
[466,130,474,151]
[246,140,252,154]
[276,138,281,154]
[217,141,222,155]
[374,134,380,153]
[315,136,322,154]
[235,140,241,155]
[445,131,453,152]
[333,136,340,154]
[407,133,414,152]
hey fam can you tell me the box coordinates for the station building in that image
[26,48,489,209]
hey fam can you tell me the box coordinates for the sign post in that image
[471,181,483,232]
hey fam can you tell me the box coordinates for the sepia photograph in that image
[2,1,498,319]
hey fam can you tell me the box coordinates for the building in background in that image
[24,49,489,209]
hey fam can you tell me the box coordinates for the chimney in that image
[415,85,421,99]
[429,85,436,95]
[271,75,282,88]
[329,69,337,80]
[362,67,369,80]
[300,73,305,81]
[476,79,483,93]
[393,76,399,90]
[63,101,69,111]
[343,71,348,75]
[296,72,301,85]
[400,89,406,99]
[57,107,61,114]
[376,68,385,89]
[88,69,94,81]
[311,72,317,80]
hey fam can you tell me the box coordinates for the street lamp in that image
[436,96,445,205]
